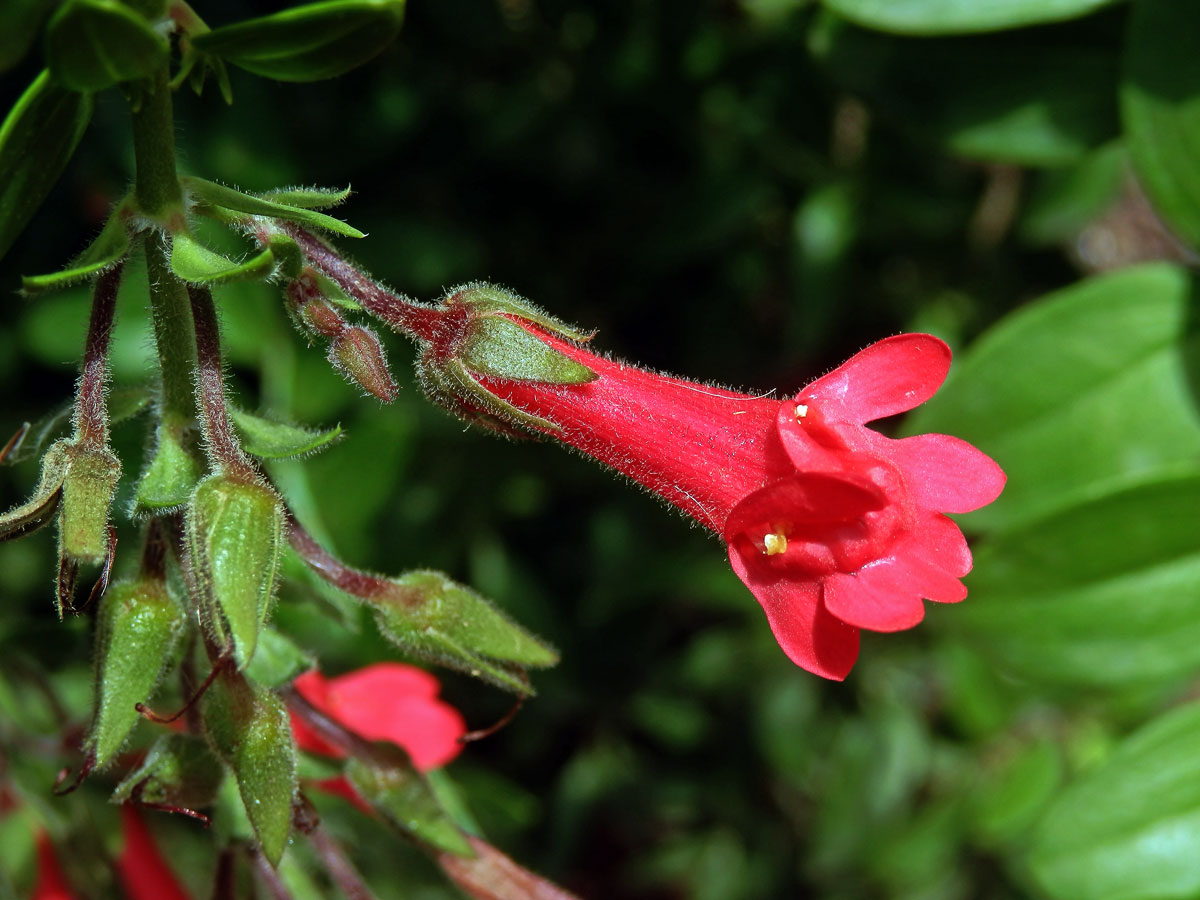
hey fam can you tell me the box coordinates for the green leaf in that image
[1018,142,1127,246]
[969,737,1063,846]
[345,755,473,856]
[809,12,1119,167]
[261,185,353,210]
[204,670,296,866]
[45,0,169,92]
[0,70,93,263]
[818,0,1118,35]
[950,469,1200,689]
[907,263,1200,532]
[243,628,314,688]
[368,570,559,696]
[229,408,343,460]
[182,177,365,238]
[192,0,406,83]
[22,201,132,293]
[170,231,276,285]
[1121,0,1200,251]
[133,423,203,514]
[1029,702,1200,900]
[111,733,224,809]
[0,441,69,542]
[87,578,184,768]
[0,0,56,74]
[186,476,285,668]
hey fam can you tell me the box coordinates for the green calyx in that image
[58,443,122,563]
[112,733,225,810]
[186,474,286,669]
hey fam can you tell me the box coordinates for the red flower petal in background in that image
[32,832,76,900]
[115,806,192,900]
[291,663,466,772]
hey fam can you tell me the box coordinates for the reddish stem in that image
[308,825,380,900]
[75,262,124,448]
[285,512,392,600]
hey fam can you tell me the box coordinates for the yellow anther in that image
[763,531,788,556]
[795,403,809,420]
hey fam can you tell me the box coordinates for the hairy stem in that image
[144,233,199,428]
[130,69,184,222]
[187,284,254,479]
[73,262,124,448]
[308,826,380,900]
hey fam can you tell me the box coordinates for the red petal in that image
[728,542,860,680]
[913,512,973,578]
[800,334,951,424]
[885,534,969,604]
[33,833,75,900]
[723,471,885,542]
[116,807,192,900]
[823,564,927,632]
[888,433,1006,514]
[328,662,442,701]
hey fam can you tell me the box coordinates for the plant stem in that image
[74,262,123,448]
[130,70,184,222]
[187,285,255,479]
[143,234,199,427]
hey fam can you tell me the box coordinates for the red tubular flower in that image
[114,806,192,900]
[291,663,467,771]
[33,832,76,900]
[408,288,1005,680]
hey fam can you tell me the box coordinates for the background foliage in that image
[2,0,1199,897]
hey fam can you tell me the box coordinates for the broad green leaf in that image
[170,231,275,285]
[182,176,365,238]
[908,263,1200,532]
[345,755,473,856]
[0,70,93,262]
[261,185,352,210]
[87,578,184,768]
[45,0,169,92]
[950,470,1200,689]
[192,0,406,83]
[1121,0,1200,251]
[809,13,1119,167]
[0,0,56,73]
[1029,702,1200,900]
[970,737,1063,846]
[1018,142,1127,246]
[22,202,132,293]
[204,671,296,865]
[229,407,343,459]
[819,0,1117,35]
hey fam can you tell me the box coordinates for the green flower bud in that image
[329,325,399,402]
[186,474,285,668]
[368,570,558,696]
[87,575,184,769]
[58,444,121,563]
[203,668,296,866]
[112,733,224,811]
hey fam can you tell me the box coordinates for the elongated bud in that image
[112,733,224,811]
[186,474,285,668]
[415,283,596,434]
[203,668,297,866]
[59,444,121,562]
[329,325,398,402]
[87,575,185,769]
[368,570,558,696]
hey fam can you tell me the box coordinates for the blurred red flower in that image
[115,806,192,900]
[291,663,466,771]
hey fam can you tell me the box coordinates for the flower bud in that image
[58,444,121,563]
[186,474,285,668]
[203,668,297,866]
[368,570,558,696]
[329,325,399,402]
[87,576,185,769]
[112,733,224,811]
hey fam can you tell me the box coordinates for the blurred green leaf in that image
[346,754,473,856]
[908,263,1200,531]
[45,0,169,92]
[192,0,406,83]
[952,469,1200,688]
[243,627,314,688]
[1121,0,1200,251]
[0,0,56,73]
[22,201,132,293]
[1029,701,1200,900]
[819,0,1118,35]
[182,176,365,238]
[970,737,1063,846]
[1018,142,1126,246]
[171,231,275,284]
[810,12,1119,167]
[0,70,93,263]
[112,733,225,810]
[230,407,343,460]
